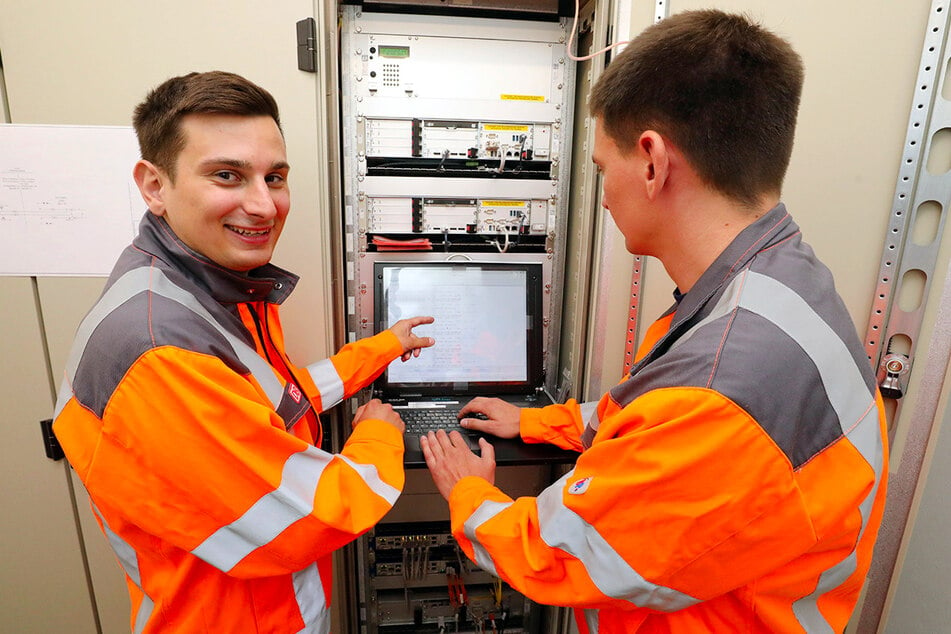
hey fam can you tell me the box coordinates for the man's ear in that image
[133,159,168,217]
[639,131,670,200]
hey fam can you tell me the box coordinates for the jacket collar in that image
[671,202,797,325]
[132,212,299,305]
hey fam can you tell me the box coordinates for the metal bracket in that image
[296,17,318,73]
[863,0,950,431]
[39,418,64,461]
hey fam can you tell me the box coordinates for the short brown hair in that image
[589,10,804,207]
[132,71,282,180]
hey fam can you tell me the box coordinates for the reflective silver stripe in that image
[91,503,155,633]
[54,267,163,416]
[673,270,879,444]
[293,562,331,633]
[579,401,601,450]
[536,471,701,611]
[461,471,700,611]
[583,608,599,633]
[55,266,285,417]
[191,447,401,572]
[192,446,332,571]
[306,359,345,411]
[666,271,745,358]
[336,455,401,506]
[54,377,72,421]
[579,401,599,430]
[677,270,884,629]
[736,272,878,446]
[463,500,513,575]
[791,409,884,630]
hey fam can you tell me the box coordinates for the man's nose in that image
[244,179,278,217]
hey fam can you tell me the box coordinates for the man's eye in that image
[215,171,237,181]
[266,174,287,186]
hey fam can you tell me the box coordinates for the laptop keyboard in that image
[399,408,465,435]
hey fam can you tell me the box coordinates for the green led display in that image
[378,45,410,59]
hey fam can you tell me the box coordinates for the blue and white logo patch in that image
[568,476,593,495]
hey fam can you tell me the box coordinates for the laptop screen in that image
[373,260,545,398]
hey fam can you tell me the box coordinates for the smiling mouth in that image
[227,225,271,237]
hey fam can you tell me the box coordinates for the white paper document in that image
[0,124,142,276]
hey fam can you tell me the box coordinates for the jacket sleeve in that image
[447,386,827,612]
[296,329,405,413]
[59,345,404,579]
[520,400,586,451]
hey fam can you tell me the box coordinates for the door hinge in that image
[296,17,318,73]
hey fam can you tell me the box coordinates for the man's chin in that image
[216,252,273,272]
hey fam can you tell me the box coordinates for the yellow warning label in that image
[483,124,531,132]
[500,94,546,102]
[482,200,527,207]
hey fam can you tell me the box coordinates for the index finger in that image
[406,315,435,327]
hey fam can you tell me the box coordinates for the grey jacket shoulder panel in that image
[611,204,877,470]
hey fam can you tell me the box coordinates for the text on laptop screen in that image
[374,261,544,395]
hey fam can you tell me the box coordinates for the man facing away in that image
[422,10,888,633]
[53,71,433,633]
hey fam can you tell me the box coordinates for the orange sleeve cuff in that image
[520,401,585,451]
[448,476,513,539]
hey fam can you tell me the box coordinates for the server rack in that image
[337,5,577,632]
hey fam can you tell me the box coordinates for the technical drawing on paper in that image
[0,167,86,223]
[0,124,141,276]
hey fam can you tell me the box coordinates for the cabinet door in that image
[0,276,98,633]
[38,277,130,634]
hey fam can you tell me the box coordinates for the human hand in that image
[457,397,521,439]
[421,429,496,500]
[389,316,436,361]
[352,398,405,434]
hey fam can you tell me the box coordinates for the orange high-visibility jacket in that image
[448,204,888,633]
[53,213,405,633]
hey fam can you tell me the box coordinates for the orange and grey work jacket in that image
[53,213,405,633]
[448,204,889,633]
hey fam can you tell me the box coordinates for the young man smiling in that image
[53,71,433,633]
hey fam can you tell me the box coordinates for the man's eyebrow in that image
[201,158,289,171]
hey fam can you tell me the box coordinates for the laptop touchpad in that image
[405,432,483,454]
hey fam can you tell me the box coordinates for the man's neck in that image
[661,190,779,294]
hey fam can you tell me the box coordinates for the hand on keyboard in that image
[457,397,521,439]
[353,399,405,434]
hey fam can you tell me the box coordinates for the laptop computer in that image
[371,259,576,467]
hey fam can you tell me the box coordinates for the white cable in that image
[566,0,630,62]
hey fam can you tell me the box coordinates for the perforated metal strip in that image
[863,2,950,393]
[857,2,951,631]
[622,256,642,373]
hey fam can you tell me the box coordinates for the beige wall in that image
[0,277,100,632]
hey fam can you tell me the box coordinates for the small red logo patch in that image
[288,383,302,403]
